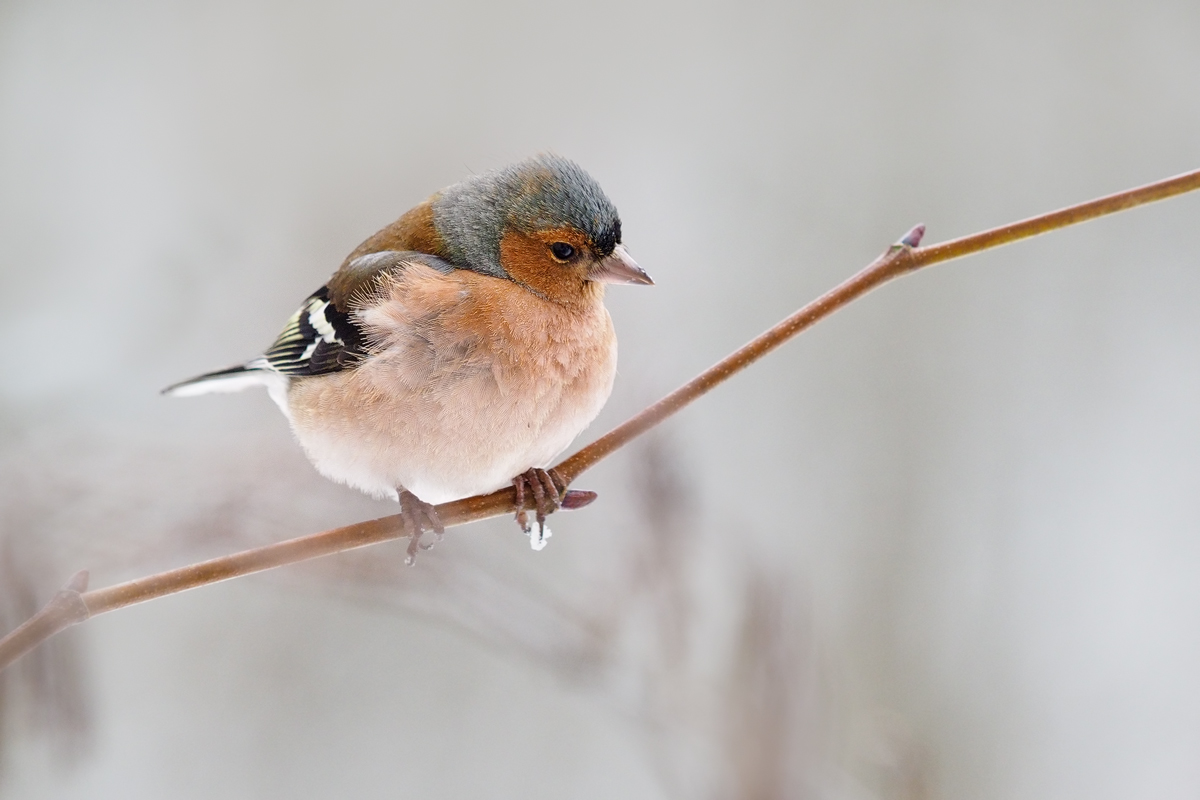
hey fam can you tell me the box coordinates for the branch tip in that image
[0,569,93,672]
[52,571,92,625]
[899,224,926,248]
[561,490,599,510]
[65,569,90,594]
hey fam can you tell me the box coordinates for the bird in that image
[163,154,653,563]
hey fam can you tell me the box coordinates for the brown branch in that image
[0,571,90,671]
[3,166,1199,673]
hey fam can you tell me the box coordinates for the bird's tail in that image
[161,363,274,397]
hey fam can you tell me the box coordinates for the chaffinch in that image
[165,154,653,562]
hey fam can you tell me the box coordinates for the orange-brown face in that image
[498,226,602,307]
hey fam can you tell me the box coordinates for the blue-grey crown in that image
[431,154,622,279]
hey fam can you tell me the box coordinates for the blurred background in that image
[2,0,1199,797]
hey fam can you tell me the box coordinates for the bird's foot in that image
[513,468,569,551]
[398,489,444,566]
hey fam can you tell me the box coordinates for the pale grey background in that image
[2,0,1199,797]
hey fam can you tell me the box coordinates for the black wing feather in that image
[261,251,457,378]
[263,286,366,376]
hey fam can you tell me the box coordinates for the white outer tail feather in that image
[163,365,291,418]
[163,368,271,397]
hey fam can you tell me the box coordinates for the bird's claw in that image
[513,468,568,550]
[398,490,444,566]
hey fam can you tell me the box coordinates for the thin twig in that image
[0,571,90,672]
[2,166,1198,673]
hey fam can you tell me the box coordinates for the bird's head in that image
[431,154,653,305]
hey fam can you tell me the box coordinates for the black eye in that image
[549,242,575,261]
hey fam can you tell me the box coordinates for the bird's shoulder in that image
[328,200,448,306]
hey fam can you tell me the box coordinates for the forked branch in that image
[3,167,1199,673]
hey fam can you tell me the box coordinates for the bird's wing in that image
[264,250,456,377]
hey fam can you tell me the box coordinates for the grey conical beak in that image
[588,244,654,285]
